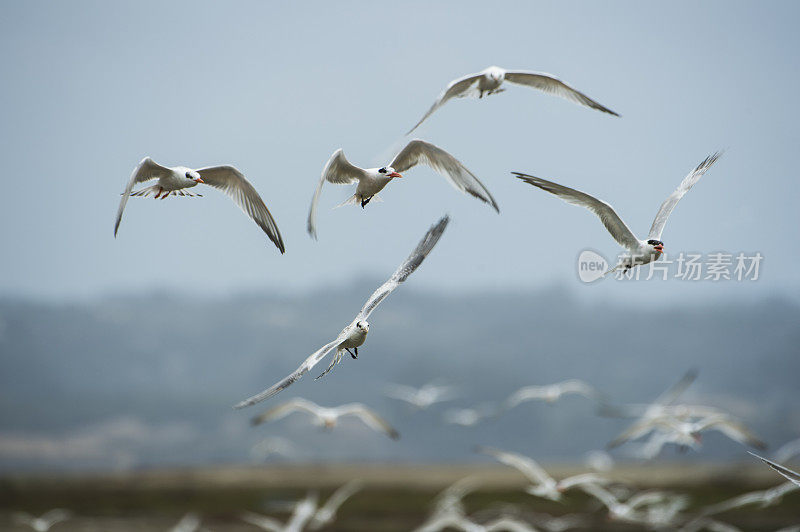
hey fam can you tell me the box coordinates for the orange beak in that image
[388,172,402,178]
[655,245,663,253]
[195,177,205,183]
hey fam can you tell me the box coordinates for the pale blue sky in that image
[1,1,798,302]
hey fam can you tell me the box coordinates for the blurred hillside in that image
[0,284,798,472]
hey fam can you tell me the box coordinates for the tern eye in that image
[378,167,386,174]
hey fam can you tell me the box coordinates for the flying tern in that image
[234,216,450,407]
[250,398,399,440]
[115,157,285,252]
[609,413,765,451]
[504,379,600,409]
[514,153,722,274]
[384,381,457,409]
[307,141,495,238]
[476,446,608,502]
[408,65,618,133]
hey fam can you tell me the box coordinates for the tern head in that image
[185,170,204,184]
[356,320,369,333]
[485,66,505,82]
[647,239,664,254]
[378,166,402,178]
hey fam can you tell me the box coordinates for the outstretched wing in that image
[749,452,800,487]
[114,157,171,236]
[383,383,419,403]
[311,479,364,529]
[504,71,619,116]
[607,417,661,449]
[197,165,285,253]
[558,379,600,399]
[239,511,283,532]
[476,446,552,486]
[307,149,367,239]
[407,72,483,134]
[390,140,499,212]
[556,473,609,492]
[236,217,449,408]
[648,152,722,240]
[514,172,640,250]
[505,386,548,408]
[355,215,450,322]
[250,397,322,426]
[700,417,766,449]
[338,404,400,440]
[654,368,698,406]
[233,334,349,409]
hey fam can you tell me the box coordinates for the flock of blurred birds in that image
[21,62,779,530]
[12,371,799,531]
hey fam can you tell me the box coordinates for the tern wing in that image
[250,398,322,426]
[114,157,171,236]
[749,452,800,487]
[699,417,766,449]
[338,403,400,440]
[558,379,600,399]
[505,386,548,408]
[407,72,484,134]
[239,512,283,532]
[579,483,620,512]
[514,172,640,250]
[557,473,609,491]
[307,149,367,239]
[390,140,499,212]
[197,165,285,253]
[654,369,699,407]
[383,383,420,403]
[233,333,349,409]
[315,480,364,522]
[286,494,319,532]
[504,70,619,116]
[355,215,450,322]
[648,152,722,240]
[476,446,553,485]
[607,417,662,449]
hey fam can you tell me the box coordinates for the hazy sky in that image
[1,1,798,302]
